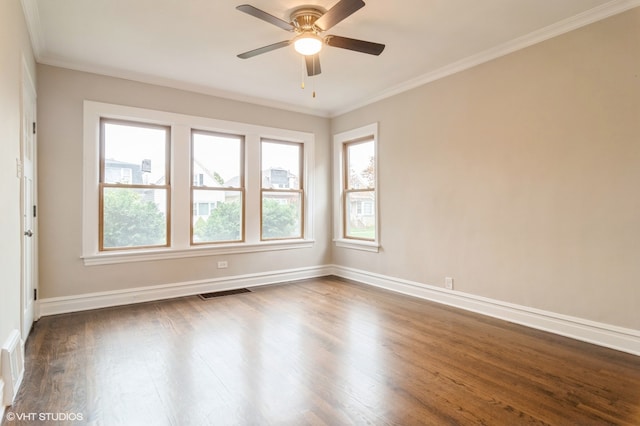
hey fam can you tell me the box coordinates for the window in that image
[344,138,375,240]
[261,140,303,240]
[333,123,379,252]
[191,130,244,244]
[99,119,170,250]
[83,101,314,265]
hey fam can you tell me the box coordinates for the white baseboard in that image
[331,265,640,356]
[36,264,640,356]
[37,265,332,318]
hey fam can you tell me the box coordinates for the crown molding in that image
[37,55,331,118]
[20,0,45,60]
[19,0,640,119]
[331,0,640,117]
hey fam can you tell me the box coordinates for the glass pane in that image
[262,192,302,239]
[261,141,301,189]
[192,189,243,243]
[346,140,375,190]
[345,191,375,240]
[102,187,167,248]
[197,203,209,216]
[103,122,167,185]
[193,132,242,188]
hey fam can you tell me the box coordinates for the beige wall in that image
[0,0,36,347]
[36,8,639,332]
[37,65,331,299]
[332,8,640,330]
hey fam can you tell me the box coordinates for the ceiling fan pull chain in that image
[312,62,316,98]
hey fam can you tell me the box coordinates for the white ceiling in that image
[22,0,639,117]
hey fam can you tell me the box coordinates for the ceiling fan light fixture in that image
[294,34,323,56]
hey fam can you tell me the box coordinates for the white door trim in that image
[20,56,37,340]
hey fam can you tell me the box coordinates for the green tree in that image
[103,189,166,248]
[361,155,375,187]
[213,171,225,186]
[262,198,299,239]
[194,200,242,242]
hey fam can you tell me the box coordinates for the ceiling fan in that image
[236,0,385,77]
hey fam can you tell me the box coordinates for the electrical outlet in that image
[217,261,228,269]
[445,277,454,290]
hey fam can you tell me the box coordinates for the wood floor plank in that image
[3,276,639,425]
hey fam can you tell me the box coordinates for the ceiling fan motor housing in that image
[290,8,325,33]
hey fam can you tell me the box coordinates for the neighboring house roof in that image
[104,159,144,184]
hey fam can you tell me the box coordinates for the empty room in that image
[1,0,639,424]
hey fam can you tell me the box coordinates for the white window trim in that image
[83,101,315,266]
[332,123,380,252]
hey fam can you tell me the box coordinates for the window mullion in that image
[245,134,261,244]
[172,124,191,250]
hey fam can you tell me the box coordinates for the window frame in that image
[342,137,376,242]
[190,129,246,245]
[99,118,171,251]
[83,101,315,266]
[333,123,380,252]
[260,139,305,241]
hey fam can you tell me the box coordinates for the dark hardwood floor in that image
[4,276,640,425]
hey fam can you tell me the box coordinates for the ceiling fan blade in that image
[305,54,321,76]
[325,35,385,55]
[237,40,292,59]
[236,4,295,31]
[314,0,365,31]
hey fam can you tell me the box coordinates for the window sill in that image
[334,239,380,253]
[82,239,315,266]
